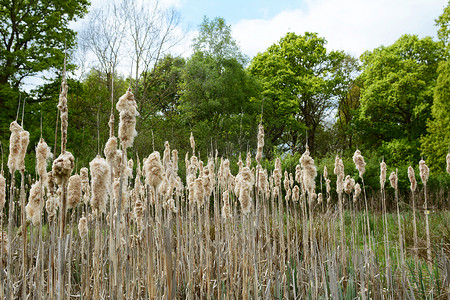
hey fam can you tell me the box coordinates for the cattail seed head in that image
[18,129,29,172]
[325,178,331,195]
[292,185,300,202]
[389,171,398,190]
[193,178,205,208]
[239,186,252,214]
[46,196,58,222]
[300,146,316,195]
[352,150,366,178]
[58,76,69,153]
[36,138,52,184]
[144,151,164,190]
[7,121,23,173]
[283,171,290,192]
[323,165,328,179]
[221,190,232,219]
[256,123,264,163]
[344,175,355,195]
[116,88,139,149]
[380,160,387,190]
[190,132,195,153]
[353,183,361,203]
[52,151,75,185]
[25,181,42,226]
[408,166,417,192]
[246,152,251,168]
[172,150,178,173]
[163,141,171,170]
[317,192,323,205]
[273,158,282,188]
[89,155,110,215]
[446,153,450,174]
[78,216,88,240]
[0,174,5,212]
[67,174,82,209]
[419,159,429,186]
[80,167,90,204]
[334,155,344,195]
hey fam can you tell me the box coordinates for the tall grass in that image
[0,81,449,299]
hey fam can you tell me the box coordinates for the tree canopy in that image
[249,32,356,156]
[356,35,444,165]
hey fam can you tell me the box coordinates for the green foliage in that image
[0,0,90,142]
[133,55,187,157]
[179,18,260,156]
[421,60,450,171]
[356,35,445,166]
[435,0,450,50]
[193,16,247,64]
[249,32,357,156]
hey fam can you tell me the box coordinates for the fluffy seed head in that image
[239,186,252,215]
[344,175,355,195]
[193,178,205,208]
[116,88,139,149]
[80,167,90,204]
[0,174,5,212]
[221,190,232,219]
[389,171,398,190]
[419,159,429,186]
[447,153,450,174]
[317,192,323,205]
[144,151,164,189]
[172,150,178,173]
[334,155,344,195]
[89,156,111,215]
[25,181,42,226]
[353,183,361,203]
[256,123,264,163]
[7,121,23,173]
[52,151,75,185]
[67,174,82,209]
[408,166,417,192]
[78,216,88,240]
[300,146,317,195]
[18,129,29,172]
[353,150,366,178]
[36,138,52,184]
[380,160,387,190]
[273,158,282,188]
[246,152,251,168]
[190,132,195,153]
[292,185,300,202]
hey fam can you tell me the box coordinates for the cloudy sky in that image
[171,0,447,59]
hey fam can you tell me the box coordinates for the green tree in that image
[356,34,444,165]
[134,55,187,156]
[0,0,90,138]
[436,0,450,50]
[193,16,247,65]
[421,60,450,171]
[179,18,260,156]
[249,32,355,156]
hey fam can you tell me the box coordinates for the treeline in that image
[0,0,449,178]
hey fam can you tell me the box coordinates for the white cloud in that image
[232,0,447,59]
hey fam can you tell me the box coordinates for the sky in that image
[168,0,447,59]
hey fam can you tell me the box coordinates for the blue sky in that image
[178,0,307,28]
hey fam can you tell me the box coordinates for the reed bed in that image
[0,79,449,300]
